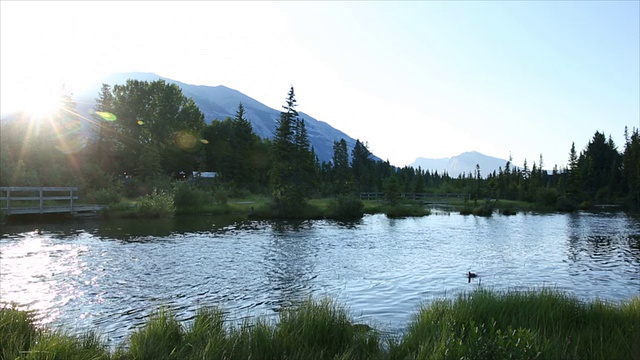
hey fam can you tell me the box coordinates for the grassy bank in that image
[2,289,638,359]
[104,191,431,220]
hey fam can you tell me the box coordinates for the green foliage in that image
[391,289,640,360]
[275,298,382,359]
[136,189,175,218]
[332,139,355,195]
[383,203,431,218]
[2,292,639,359]
[172,181,213,209]
[328,195,365,220]
[460,200,494,216]
[438,319,541,360]
[26,331,109,360]
[269,87,318,216]
[124,308,184,360]
[535,187,559,208]
[84,187,122,205]
[0,304,38,360]
[383,176,401,205]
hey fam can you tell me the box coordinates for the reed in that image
[0,304,38,360]
[2,290,638,359]
[389,288,640,360]
[25,331,109,360]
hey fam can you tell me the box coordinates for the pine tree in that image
[332,139,354,195]
[566,142,582,203]
[270,86,314,214]
[92,84,116,172]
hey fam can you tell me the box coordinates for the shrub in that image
[384,203,430,218]
[472,200,494,217]
[212,186,229,205]
[172,181,213,209]
[84,187,122,205]
[536,188,559,208]
[136,189,175,218]
[328,195,365,220]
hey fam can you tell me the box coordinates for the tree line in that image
[1,79,638,213]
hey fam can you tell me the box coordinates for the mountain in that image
[410,151,510,178]
[74,72,372,164]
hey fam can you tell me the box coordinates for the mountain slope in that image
[411,151,510,178]
[76,72,367,163]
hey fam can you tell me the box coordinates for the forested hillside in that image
[1,79,638,214]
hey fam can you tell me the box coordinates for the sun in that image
[17,87,66,120]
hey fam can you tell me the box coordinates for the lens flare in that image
[173,131,198,151]
[96,111,117,121]
[56,136,88,154]
[52,117,87,154]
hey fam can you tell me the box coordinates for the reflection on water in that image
[1,211,639,346]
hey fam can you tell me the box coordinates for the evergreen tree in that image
[566,142,582,203]
[351,139,375,192]
[270,86,313,214]
[230,103,260,190]
[91,84,117,172]
[332,139,354,195]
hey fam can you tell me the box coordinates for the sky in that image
[1,1,639,169]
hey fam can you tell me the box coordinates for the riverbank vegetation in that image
[2,289,638,359]
[2,79,639,221]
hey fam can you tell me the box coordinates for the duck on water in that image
[468,271,477,283]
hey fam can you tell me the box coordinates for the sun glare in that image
[18,87,65,120]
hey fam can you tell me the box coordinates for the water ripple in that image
[1,212,639,346]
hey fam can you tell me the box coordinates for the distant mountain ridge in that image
[75,72,371,163]
[410,151,511,178]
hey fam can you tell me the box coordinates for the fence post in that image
[7,188,11,215]
[39,189,44,213]
[70,188,74,214]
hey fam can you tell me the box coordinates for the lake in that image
[1,211,639,346]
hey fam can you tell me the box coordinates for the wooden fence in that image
[0,186,103,215]
[360,192,470,201]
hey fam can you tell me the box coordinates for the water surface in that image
[1,212,639,345]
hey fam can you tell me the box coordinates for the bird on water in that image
[468,271,477,283]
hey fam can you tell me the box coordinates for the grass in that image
[389,289,640,360]
[2,290,638,359]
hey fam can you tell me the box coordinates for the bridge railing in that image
[0,187,79,215]
[360,192,470,201]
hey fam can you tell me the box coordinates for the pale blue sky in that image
[1,1,638,168]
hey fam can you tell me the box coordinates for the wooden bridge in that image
[0,187,105,216]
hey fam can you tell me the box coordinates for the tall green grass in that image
[2,290,638,359]
[389,288,640,360]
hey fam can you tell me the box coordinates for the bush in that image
[136,189,175,218]
[84,187,122,205]
[384,203,430,218]
[212,186,229,205]
[535,188,559,208]
[124,176,173,198]
[172,181,213,209]
[328,196,365,220]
